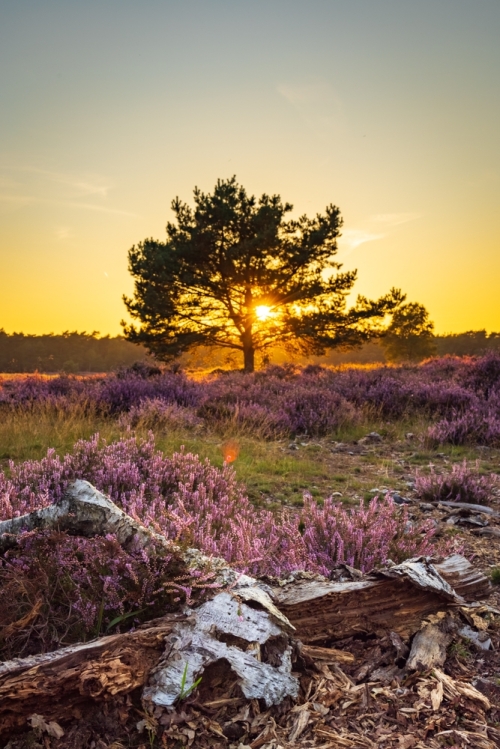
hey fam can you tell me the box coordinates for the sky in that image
[1,0,499,336]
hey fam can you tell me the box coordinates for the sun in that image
[255,305,272,321]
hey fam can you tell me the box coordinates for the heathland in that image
[1,355,500,747]
[2,356,500,599]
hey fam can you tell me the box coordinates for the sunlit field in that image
[1,356,500,507]
[2,356,500,694]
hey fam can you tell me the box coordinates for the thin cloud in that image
[0,163,136,217]
[0,193,35,216]
[60,179,109,198]
[0,193,137,217]
[0,193,33,206]
[0,165,111,198]
[371,212,421,227]
[337,229,384,255]
[277,81,342,109]
[63,201,137,217]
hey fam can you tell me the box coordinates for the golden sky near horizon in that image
[1,0,499,336]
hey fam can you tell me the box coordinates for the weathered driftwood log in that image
[0,616,182,735]
[0,481,492,740]
[272,555,491,643]
[0,479,177,555]
[0,482,298,738]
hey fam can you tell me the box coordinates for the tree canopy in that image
[123,177,405,372]
[381,302,437,363]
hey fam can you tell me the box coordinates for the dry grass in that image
[2,401,500,510]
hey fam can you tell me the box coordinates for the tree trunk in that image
[243,342,255,373]
[271,555,491,644]
[242,287,255,372]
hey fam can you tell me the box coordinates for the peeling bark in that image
[144,592,298,708]
[272,555,490,643]
[0,617,182,735]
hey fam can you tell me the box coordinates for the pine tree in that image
[123,177,405,372]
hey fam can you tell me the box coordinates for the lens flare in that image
[222,440,240,464]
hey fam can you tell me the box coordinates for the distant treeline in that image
[322,330,500,366]
[1,329,500,373]
[0,331,148,373]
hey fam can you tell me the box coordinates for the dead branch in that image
[0,481,494,745]
[272,555,490,643]
[0,616,182,735]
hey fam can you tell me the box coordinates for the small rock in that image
[405,432,415,440]
[419,503,435,511]
[366,431,383,442]
[391,493,412,505]
[288,443,299,450]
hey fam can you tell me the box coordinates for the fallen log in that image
[0,481,493,742]
[272,555,491,643]
[0,616,182,735]
[0,482,298,739]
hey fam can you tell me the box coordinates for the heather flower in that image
[118,399,203,431]
[1,353,500,441]
[414,460,498,505]
[0,529,178,658]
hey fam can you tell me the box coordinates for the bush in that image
[428,401,500,447]
[118,399,203,431]
[414,460,497,505]
[1,354,500,443]
[0,434,453,656]
[1,434,448,578]
[0,531,178,658]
